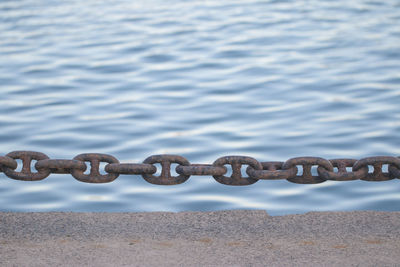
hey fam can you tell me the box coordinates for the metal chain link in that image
[0,151,400,185]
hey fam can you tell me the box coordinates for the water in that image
[1,0,400,215]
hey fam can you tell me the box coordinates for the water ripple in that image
[0,0,399,215]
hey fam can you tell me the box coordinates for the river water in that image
[1,0,400,215]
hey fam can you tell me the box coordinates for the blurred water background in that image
[1,0,400,215]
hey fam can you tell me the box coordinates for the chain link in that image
[389,157,400,178]
[176,164,227,176]
[212,156,262,186]
[35,159,87,174]
[246,161,297,180]
[0,156,18,172]
[105,163,156,175]
[3,151,51,181]
[71,153,120,183]
[352,156,400,181]
[142,154,190,185]
[283,157,333,184]
[0,151,400,185]
[317,159,368,181]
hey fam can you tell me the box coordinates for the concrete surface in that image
[0,210,399,266]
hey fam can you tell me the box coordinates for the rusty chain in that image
[0,151,399,185]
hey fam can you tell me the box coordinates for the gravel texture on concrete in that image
[0,210,399,266]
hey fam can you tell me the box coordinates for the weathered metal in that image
[142,154,190,185]
[0,151,399,185]
[212,156,262,186]
[389,157,400,178]
[35,159,87,174]
[282,157,333,184]
[246,161,298,180]
[352,156,400,181]
[105,163,156,175]
[0,156,17,171]
[71,153,120,183]
[317,159,368,181]
[3,151,50,181]
[176,164,227,176]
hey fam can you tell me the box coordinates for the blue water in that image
[1,0,400,215]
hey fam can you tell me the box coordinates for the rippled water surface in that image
[1,0,400,215]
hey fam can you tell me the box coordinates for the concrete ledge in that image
[1,210,399,266]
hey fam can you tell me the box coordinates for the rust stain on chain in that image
[0,151,399,185]
[317,159,368,181]
[71,153,120,183]
[142,154,190,185]
[212,156,262,185]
